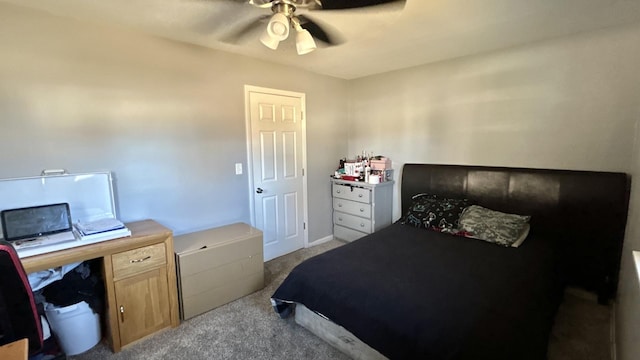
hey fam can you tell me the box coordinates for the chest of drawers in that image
[331,179,394,242]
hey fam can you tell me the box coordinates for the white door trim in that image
[244,85,309,251]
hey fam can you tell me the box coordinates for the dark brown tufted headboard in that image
[401,163,631,303]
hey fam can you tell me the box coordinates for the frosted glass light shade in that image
[267,13,290,41]
[296,29,316,55]
[260,28,280,50]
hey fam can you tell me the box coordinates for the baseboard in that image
[307,235,334,247]
[611,301,617,360]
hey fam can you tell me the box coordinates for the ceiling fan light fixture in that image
[296,28,317,55]
[260,28,280,50]
[266,12,290,41]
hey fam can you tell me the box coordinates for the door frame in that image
[244,85,309,251]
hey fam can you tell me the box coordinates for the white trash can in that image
[44,301,101,355]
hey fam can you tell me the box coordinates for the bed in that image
[271,164,630,360]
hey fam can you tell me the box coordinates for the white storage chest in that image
[174,223,264,320]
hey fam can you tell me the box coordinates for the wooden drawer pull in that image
[130,255,151,263]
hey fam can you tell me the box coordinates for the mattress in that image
[272,222,563,359]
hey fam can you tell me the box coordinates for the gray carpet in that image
[70,240,611,360]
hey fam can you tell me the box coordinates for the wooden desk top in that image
[0,338,28,360]
[21,220,172,273]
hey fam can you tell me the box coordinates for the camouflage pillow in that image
[458,205,531,247]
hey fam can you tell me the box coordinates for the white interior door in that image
[246,86,307,261]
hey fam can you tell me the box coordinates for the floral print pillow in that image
[458,205,531,247]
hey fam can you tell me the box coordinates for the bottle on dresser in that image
[362,151,371,182]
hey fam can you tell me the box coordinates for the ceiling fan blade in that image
[297,15,343,46]
[220,15,270,43]
[317,0,406,10]
[192,13,235,35]
[183,0,258,35]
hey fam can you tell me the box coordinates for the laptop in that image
[1,203,77,249]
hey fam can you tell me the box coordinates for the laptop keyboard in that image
[12,231,77,250]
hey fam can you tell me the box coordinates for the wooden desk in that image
[21,220,180,352]
[0,339,28,360]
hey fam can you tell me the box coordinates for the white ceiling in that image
[4,0,640,79]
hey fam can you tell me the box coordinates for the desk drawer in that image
[333,212,372,233]
[112,243,166,280]
[333,198,371,218]
[332,183,370,204]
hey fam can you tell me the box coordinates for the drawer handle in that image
[338,203,343,207]
[130,255,151,263]
[338,217,343,221]
[336,189,341,193]
[360,223,365,227]
[358,194,363,197]
[119,305,125,322]
[360,208,364,212]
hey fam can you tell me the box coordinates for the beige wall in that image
[348,24,640,360]
[0,3,348,240]
[348,23,640,219]
[616,120,640,360]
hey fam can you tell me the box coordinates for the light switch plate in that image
[235,163,243,175]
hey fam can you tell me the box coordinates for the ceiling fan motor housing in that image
[250,0,321,11]
[272,2,297,17]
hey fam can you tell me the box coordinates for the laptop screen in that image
[1,203,73,241]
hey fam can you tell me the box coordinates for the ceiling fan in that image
[214,0,407,55]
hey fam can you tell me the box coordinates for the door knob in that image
[256,188,264,194]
